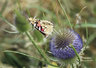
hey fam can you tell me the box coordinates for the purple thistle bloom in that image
[50,29,83,59]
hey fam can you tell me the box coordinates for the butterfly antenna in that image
[33,15,37,19]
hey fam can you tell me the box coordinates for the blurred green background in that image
[0,0,96,68]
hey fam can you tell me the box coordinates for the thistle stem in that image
[25,31,49,62]
[70,45,80,63]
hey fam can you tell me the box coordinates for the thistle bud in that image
[15,10,31,32]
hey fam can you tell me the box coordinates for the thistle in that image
[15,10,31,32]
[50,28,83,66]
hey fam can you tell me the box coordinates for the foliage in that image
[0,0,96,68]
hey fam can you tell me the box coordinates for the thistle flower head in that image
[50,28,83,60]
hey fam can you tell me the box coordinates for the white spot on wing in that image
[34,24,36,27]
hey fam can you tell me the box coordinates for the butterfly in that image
[28,17,53,37]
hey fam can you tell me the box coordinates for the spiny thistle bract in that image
[50,28,83,64]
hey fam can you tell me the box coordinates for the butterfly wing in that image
[28,18,53,37]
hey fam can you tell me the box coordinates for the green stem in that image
[25,32,49,62]
[85,21,88,46]
[72,64,74,68]
[70,45,80,63]
[57,0,72,29]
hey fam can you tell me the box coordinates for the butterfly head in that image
[28,17,37,25]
